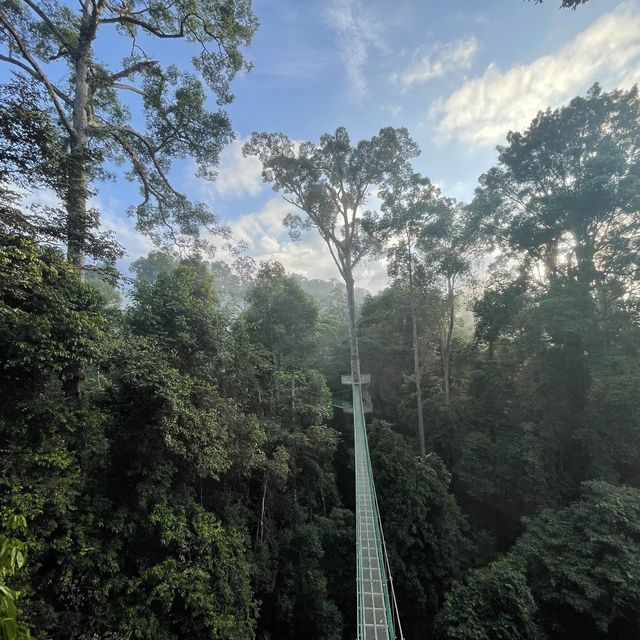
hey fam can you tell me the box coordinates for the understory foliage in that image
[1,82,640,640]
[0,516,32,640]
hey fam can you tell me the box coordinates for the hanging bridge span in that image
[338,374,404,640]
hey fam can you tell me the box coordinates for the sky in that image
[11,0,640,291]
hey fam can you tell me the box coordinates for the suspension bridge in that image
[337,374,404,640]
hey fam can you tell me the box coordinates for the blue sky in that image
[12,0,640,290]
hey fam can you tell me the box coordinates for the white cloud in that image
[394,37,478,90]
[22,184,60,209]
[431,7,640,148]
[228,198,293,247]
[382,104,403,116]
[325,0,384,99]
[268,49,333,80]
[355,256,389,292]
[435,180,472,202]
[22,181,389,290]
[211,139,264,198]
[221,196,388,291]
[221,197,340,279]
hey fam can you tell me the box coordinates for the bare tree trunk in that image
[63,53,90,400]
[290,372,296,427]
[64,9,99,399]
[344,265,361,384]
[407,239,426,455]
[443,345,450,404]
[65,120,88,273]
[66,8,97,277]
[256,472,268,547]
[442,276,455,404]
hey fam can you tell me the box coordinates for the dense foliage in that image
[1,52,639,640]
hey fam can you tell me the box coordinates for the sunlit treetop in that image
[244,127,419,280]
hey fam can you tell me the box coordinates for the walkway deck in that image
[352,381,395,640]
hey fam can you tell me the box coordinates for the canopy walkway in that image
[339,375,403,640]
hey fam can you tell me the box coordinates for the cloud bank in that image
[431,7,640,148]
[394,37,478,90]
[220,196,388,291]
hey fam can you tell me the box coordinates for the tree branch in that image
[93,121,186,203]
[108,59,158,83]
[109,129,153,206]
[21,0,75,52]
[100,10,226,50]
[109,128,183,246]
[112,82,147,96]
[0,10,73,133]
[111,125,184,198]
[99,13,190,38]
[0,54,73,105]
[283,192,346,276]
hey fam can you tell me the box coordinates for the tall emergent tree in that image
[379,172,474,409]
[0,0,258,273]
[244,127,419,382]
[471,84,640,303]
[468,83,640,504]
[422,199,475,404]
[379,171,444,453]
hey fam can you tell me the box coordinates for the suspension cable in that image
[371,466,405,640]
[357,382,405,640]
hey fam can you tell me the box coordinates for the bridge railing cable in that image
[347,373,405,640]
[371,470,405,640]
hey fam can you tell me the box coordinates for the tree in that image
[0,77,117,263]
[465,85,640,515]
[244,127,419,382]
[128,261,226,379]
[469,273,601,518]
[358,287,417,420]
[130,250,178,283]
[209,259,253,312]
[91,338,261,640]
[0,230,107,396]
[419,199,475,404]
[85,268,122,308]
[244,261,320,370]
[379,171,456,451]
[455,420,548,550]
[357,285,442,434]
[241,262,325,424]
[378,172,433,452]
[379,170,475,407]
[0,78,61,193]
[437,560,543,640]
[513,481,640,639]
[69,263,264,639]
[471,85,640,305]
[251,422,345,640]
[0,0,258,272]
[0,229,111,637]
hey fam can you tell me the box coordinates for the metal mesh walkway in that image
[352,381,396,640]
